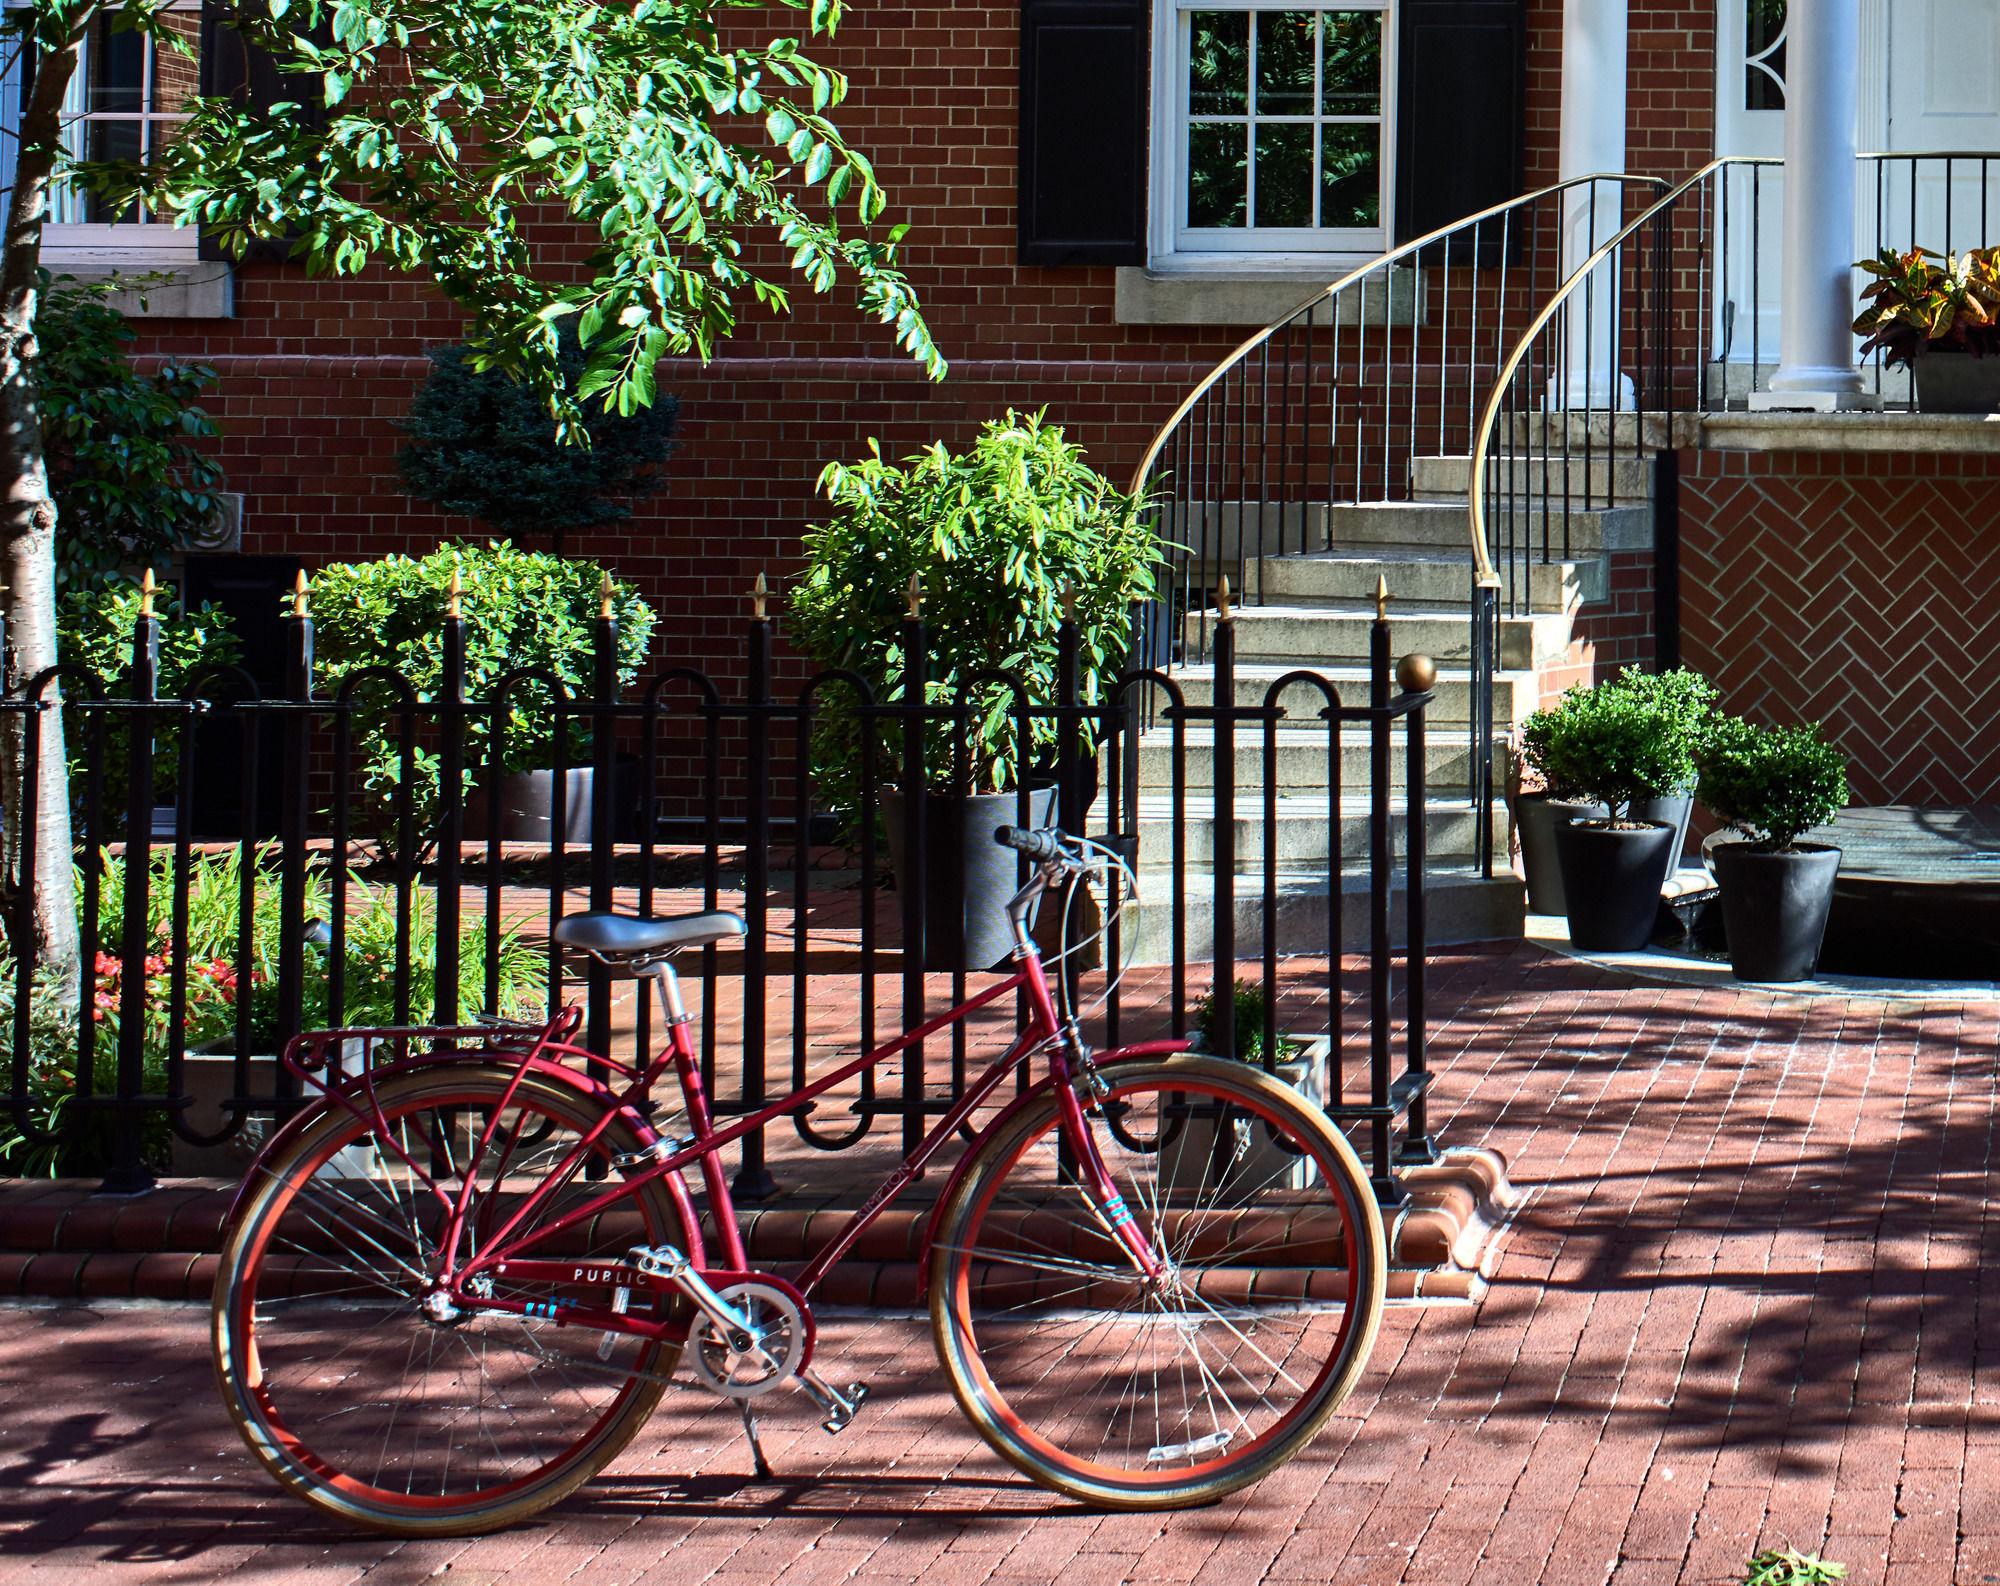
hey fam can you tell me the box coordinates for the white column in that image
[1756,0,1875,410]
[1553,0,1631,410]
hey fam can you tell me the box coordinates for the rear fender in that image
[219,1053,664,1236]
[914,1038,1192,1296]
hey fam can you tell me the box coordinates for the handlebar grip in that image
[994,825,1069,863]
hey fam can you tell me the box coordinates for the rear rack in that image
[282,1008,578,1083]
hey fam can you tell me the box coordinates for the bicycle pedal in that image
[797,1367,869,1434]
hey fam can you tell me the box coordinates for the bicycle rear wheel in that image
[929,1054,1386,1509]
[214,1065,691,1536]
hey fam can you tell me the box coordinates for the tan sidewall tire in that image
[213,1066,687,1538]
[928,1054,1387,1510]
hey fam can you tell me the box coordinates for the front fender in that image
[220,1053,630,1235]
[915,1038,1192,1296]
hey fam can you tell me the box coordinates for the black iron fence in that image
[3,576,1438,1204]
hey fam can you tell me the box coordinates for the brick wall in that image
[1536,549,1660,707]
[1679,449,2000,807]
[118,2,1722,685]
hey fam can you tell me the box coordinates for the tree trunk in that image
[0,30,87,976]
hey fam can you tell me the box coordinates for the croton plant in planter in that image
[788,412,1162,973]
[1853,246,2000,412]
[1697,718,1849,983]
[1515,668,1716,923]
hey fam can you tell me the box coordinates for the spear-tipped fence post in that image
[1367,577,1404,1205]
[1211,575,1235,1060]
[275,565,315,1111]
[436,559,466,1036]
[899,572,928,1158]
[587,571,619,1089]
[103,571,161,1194]
[735,573,778,1200]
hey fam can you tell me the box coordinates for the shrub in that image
[788,412,1162,807]
[57,579,242,817]
[1519,670,1713,821]
[1193,979,1300,1066]
[308,542,657,842]
[1854,245,2000,367]
[1697,719,1848,852]
[36,272,227,589]
[399,338,680,552]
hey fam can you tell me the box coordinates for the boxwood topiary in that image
[1698,718,1848,852]
[1519,666,1718,801]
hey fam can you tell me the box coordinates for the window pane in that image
[85,19,146,114]
[1188,12,1248,115]
[1320,123,1379,227]
[82,119,142,222]
[1322,11,1382,115]
[1189,122,1247,228]
[1746,0,1787,110]
[1256,11,1317,116]
[1254,124,1313,226]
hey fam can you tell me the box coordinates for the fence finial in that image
[905,572,923,620]
[139,568,156,619]
[446,558,463,620]
[1061,581,1077,622]
[291,568,310,618]
[1216,575,1232,622]
[599,569,615,622]
[751,571,769,621]
[1375,574,1390,624]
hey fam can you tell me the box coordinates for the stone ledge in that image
[1115,264,1421,328]
[42,255,233,319]
[1696,410,2000,453]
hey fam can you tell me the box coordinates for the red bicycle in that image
[213,827,1387,1535]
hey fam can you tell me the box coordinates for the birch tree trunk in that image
[0,28,85,975]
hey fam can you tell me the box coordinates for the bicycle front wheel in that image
[214,1065,691,1536]
[929,1054,1386,1509]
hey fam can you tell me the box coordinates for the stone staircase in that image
[1127,430,1661,963]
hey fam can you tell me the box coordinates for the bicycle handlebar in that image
[993,826,1083,867]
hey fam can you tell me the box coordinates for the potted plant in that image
[1175,979,1322,1200]
[1697,717,1848,983]
[788,412,1162,972]
[399,334,679,556]
[310,542,657,849]
[1531,680,1700,951]
[1854,245,2000,412]
[1516,668,1715,917]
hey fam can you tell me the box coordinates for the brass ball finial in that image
[905,572,923,620]
[1216,574,1233,622]
[291,568,310,618]
[1396,652,1438,695]
[446,557,463,620]
[139,568,157,619]
[599,569,616,622]
[751,571,769,622]
[1374,574,1390,624]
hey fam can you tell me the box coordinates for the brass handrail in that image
[1126,171,1671,499]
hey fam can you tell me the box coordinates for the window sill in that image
[1115,259,1419,327]
[42,252,234,319]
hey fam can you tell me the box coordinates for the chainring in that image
[687,1281,806,1400]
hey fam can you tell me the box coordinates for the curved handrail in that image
[1462,157,1777,588]
[1128,170,1670,499]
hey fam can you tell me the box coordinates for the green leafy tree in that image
[1697,718,1849,852]
[0,0,942,971]
[399,336,680,553]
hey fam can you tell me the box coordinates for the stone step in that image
[1411,452,1657,503]
[1501,410,1690,449]
[1136,725,1503,795]
[1166,661,1542,730]
[1320,499,1652,555]
[1257,547,1596,612]
[1130,793,1510,870]
[1196,602,1572,669]
[1125,867,1525,963]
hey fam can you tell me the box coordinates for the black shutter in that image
[1019,0,1148,267]
[1394,0,1526,249]
[197,0,333,262]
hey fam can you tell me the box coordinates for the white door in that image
[1713,0,1791,373]
[1882,0,2000,261]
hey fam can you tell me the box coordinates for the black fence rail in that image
[3,575,1439,1205]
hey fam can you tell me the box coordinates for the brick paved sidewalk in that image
[3,943,1996,1586]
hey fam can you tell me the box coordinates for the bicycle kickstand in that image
[738,1402,774,1481]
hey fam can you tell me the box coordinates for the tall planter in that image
[1914,352,2000,414]
[880,785,1060,972]
[466,760,637,844]
[1710,840,1842,983]
[1515,794,1606,914]
[1632,792,1694,869]
[1554,819,1677,952]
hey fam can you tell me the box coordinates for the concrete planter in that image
[175,1039,378,1177]
[1162,1039,1330,1205]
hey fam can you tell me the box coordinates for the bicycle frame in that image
[354,912,1189,1341]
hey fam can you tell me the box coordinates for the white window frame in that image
[0,1,202,264]
[1149,0,1396,271]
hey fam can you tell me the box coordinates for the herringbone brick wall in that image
[1680,450,2000,806]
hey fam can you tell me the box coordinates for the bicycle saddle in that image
[552,909,747,958]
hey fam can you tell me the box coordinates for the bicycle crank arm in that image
[629,1244,765,1355]
[796,1367,869,1434]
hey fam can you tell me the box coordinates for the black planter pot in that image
[467,762,639,845]
[880,786,1060,972]
[1710,840,1842,983]
[1514,795,1607,915]
[1553,818,1679,951]
[1915,352,2000,414]
[1631,792,1694,868]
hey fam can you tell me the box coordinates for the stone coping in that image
[1696,410,2000,453]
